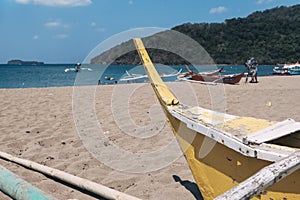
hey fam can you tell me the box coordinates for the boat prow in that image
[133,38,300,200]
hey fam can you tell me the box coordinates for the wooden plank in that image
[214,151,300,200]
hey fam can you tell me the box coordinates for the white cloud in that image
[53,34,68,39]
[96,27,106,32]
[16,0,30,3]
[256,0,273,4]
[209,6,228,14]
[128,0,133,5]
[90,22,106,32]
[32,35,39,40]
[15,0,92,7]
[45,21,61,27]
[44,20,69,28]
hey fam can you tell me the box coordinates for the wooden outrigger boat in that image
[191,68,246,84]
[191,69,246,84]
[120,69,182,83]
[178,65,245,84]
[177,65,223,79]
[133,38,300,199]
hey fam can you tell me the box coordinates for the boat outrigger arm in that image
[133,38,300,200]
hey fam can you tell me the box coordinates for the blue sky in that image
[0,0,299,63]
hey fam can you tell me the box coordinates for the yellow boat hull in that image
[133,37,300,200]
[167,112,300,199]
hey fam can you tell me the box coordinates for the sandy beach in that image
[0,76,299,200]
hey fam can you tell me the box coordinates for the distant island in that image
[91,4,300,65]
[7,59,44,65]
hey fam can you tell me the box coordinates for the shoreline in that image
[1,74,299,90]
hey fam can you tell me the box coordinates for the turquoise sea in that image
[0,64,277,88]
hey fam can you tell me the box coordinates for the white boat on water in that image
[273,62,300,75]
[64,67,92,73]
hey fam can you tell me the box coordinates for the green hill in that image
[173,4,300,64]
[92,4,300,65]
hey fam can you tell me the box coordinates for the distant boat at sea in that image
[64,67,92,72]
[64,62,92,72]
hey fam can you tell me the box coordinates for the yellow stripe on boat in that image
[133,38,300,200]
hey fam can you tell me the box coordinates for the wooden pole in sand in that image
[0,151,141,200]
[0,165,55,200]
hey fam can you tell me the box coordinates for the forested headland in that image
[92,4,300,65]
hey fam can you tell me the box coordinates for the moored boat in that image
[133,38,300,200]
[177,65,223,79]
[179,66,246,84]
[64,67,92,73]
[273,66,289,75]
[119,69,182,83]
[287,63,300,75]
[191,69,246,84]
[273,62,300,75]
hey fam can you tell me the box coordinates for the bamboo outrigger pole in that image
[0,165,55,200]
[0,151,141,200]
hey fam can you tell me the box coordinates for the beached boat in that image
[133,38,300,200]
[177,65,223,79]
[273,62,300,75]
[191,70,245,84]
[119,69,182,83]
[179,67,245,84]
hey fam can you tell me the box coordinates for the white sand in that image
[0,75,299,199]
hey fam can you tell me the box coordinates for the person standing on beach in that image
[245,57,258,83]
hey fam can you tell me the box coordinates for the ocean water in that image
[0,64,276,89]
